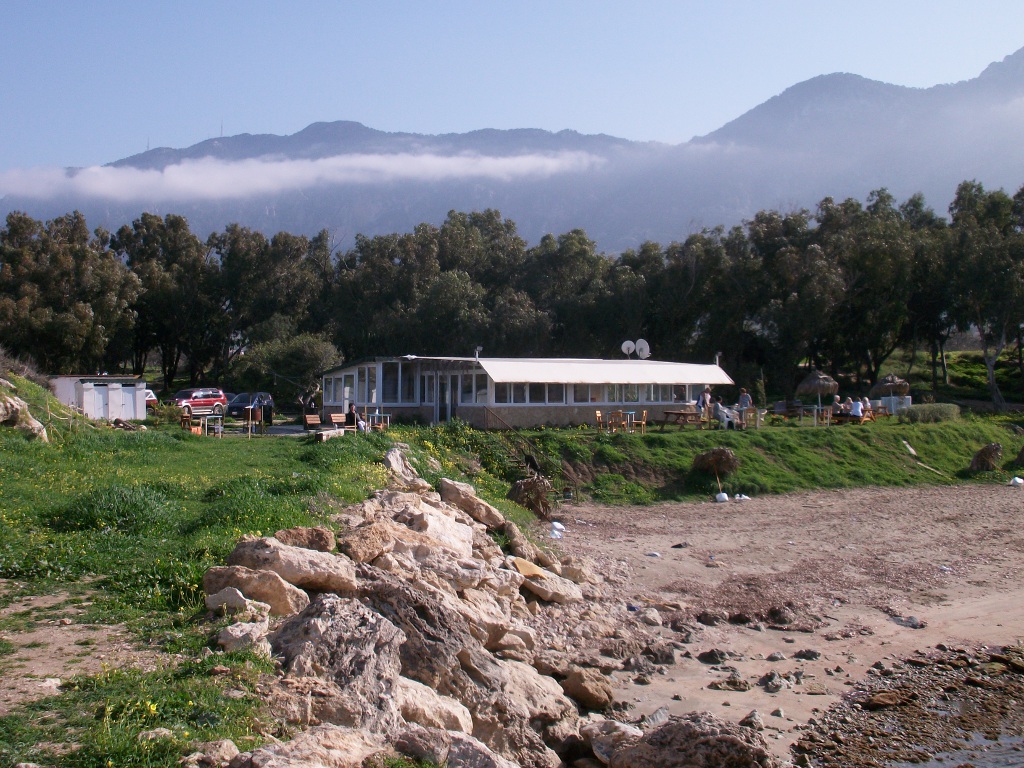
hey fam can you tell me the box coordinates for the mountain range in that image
[4,46,1024,253]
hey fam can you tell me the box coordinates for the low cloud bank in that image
[0,151,604,201]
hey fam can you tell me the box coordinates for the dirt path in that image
[0,588,162,716]
[558,484,1024,759]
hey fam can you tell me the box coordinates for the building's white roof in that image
[410,356,734,385]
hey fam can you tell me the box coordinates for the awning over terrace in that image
[411,357,734,385]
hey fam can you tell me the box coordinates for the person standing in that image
[737,388,753,410]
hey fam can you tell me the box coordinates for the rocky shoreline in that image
[181,452,1024,768]
[187,446,788,767]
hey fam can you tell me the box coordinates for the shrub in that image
[898,403,961,424]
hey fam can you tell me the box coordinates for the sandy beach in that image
[560,484,1024,761]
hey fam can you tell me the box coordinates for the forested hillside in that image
[3,180,1024,406]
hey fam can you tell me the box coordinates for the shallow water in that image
[889,734,1024,768]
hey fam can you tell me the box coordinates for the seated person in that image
[345,403,367,432]
[849,397,864,418]
[713,397,740,428]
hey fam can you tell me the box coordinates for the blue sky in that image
[2,1,1023,173]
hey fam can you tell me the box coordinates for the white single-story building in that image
[321,355,733,429]
[50,375,147,421]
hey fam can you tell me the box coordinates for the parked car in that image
[170,388,228,417]
[144,389,158,410]
[227,391,275,419]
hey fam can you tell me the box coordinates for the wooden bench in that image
[303,413,322,431]
[328,412,357,432]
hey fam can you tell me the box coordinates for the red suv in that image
[170,388,228,417]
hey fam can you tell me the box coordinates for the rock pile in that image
[198,446,784,768]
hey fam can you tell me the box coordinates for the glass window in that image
[529,383,545,403]
[605,384,619,402]
[513,383,527,403]
[366,366,377,405]
[357,368,366,403]
[382,362,399,402]
[461,375,474,403]
[624,385,639,403]
[547,383,564,403]
[475,373,488,403]
[573,384,588,403]
[494,382,510,403]
[324,377,334,403]
[343,374,354,407]
[401,364,416,402]
[420,374,435,404]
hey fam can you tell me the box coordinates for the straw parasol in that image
[692,447,740,493]
[869,373,910,399]
[795,370,839,409]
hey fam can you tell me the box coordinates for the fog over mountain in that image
[4,47,1024,253]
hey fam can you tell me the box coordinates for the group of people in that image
[697,386,753,429]
[832,395,872,418]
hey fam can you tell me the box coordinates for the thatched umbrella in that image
[795,370,839,410]
[869,373,910,399]
[692,447,740,493]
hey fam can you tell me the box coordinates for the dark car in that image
[170,388,228,416]
[227,391,274,419]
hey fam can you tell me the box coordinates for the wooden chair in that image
[635,410,648,434]
[595,410,605,432]
[607,411,624,433]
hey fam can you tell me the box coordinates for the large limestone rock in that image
[274,525,336,552]
[217,619,271,657]
[560,665,614,710]
[336,519,437,564]
[395,676,474,733]
[356,566,562,768]
[0,393,48,442]
[581,720,644,764]
[205,587,271,621]
[231,724,386,768]
[270,594,406,736]
[501,521,557,567]
[203,565,309,616]
[227,536,357,593]
[394,505,475,559]
[607,712,783,768]
[515,560,584,604]
[439,477,506,528]
[383,446,433,492]
[396,725,522,768]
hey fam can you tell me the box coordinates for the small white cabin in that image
[50,375,147,421]
[321,355,733,429]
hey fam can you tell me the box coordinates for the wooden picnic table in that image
[660,409,703,430]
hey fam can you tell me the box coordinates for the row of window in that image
[325,364,698,406]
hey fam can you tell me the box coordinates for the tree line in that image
[2,180,1023,407]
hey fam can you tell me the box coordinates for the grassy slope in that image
[1,377,1021,765]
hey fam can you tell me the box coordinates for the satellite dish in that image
[635,339,651,359]
[621,340,635,357]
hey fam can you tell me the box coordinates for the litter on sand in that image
[1010,476,1023,487]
